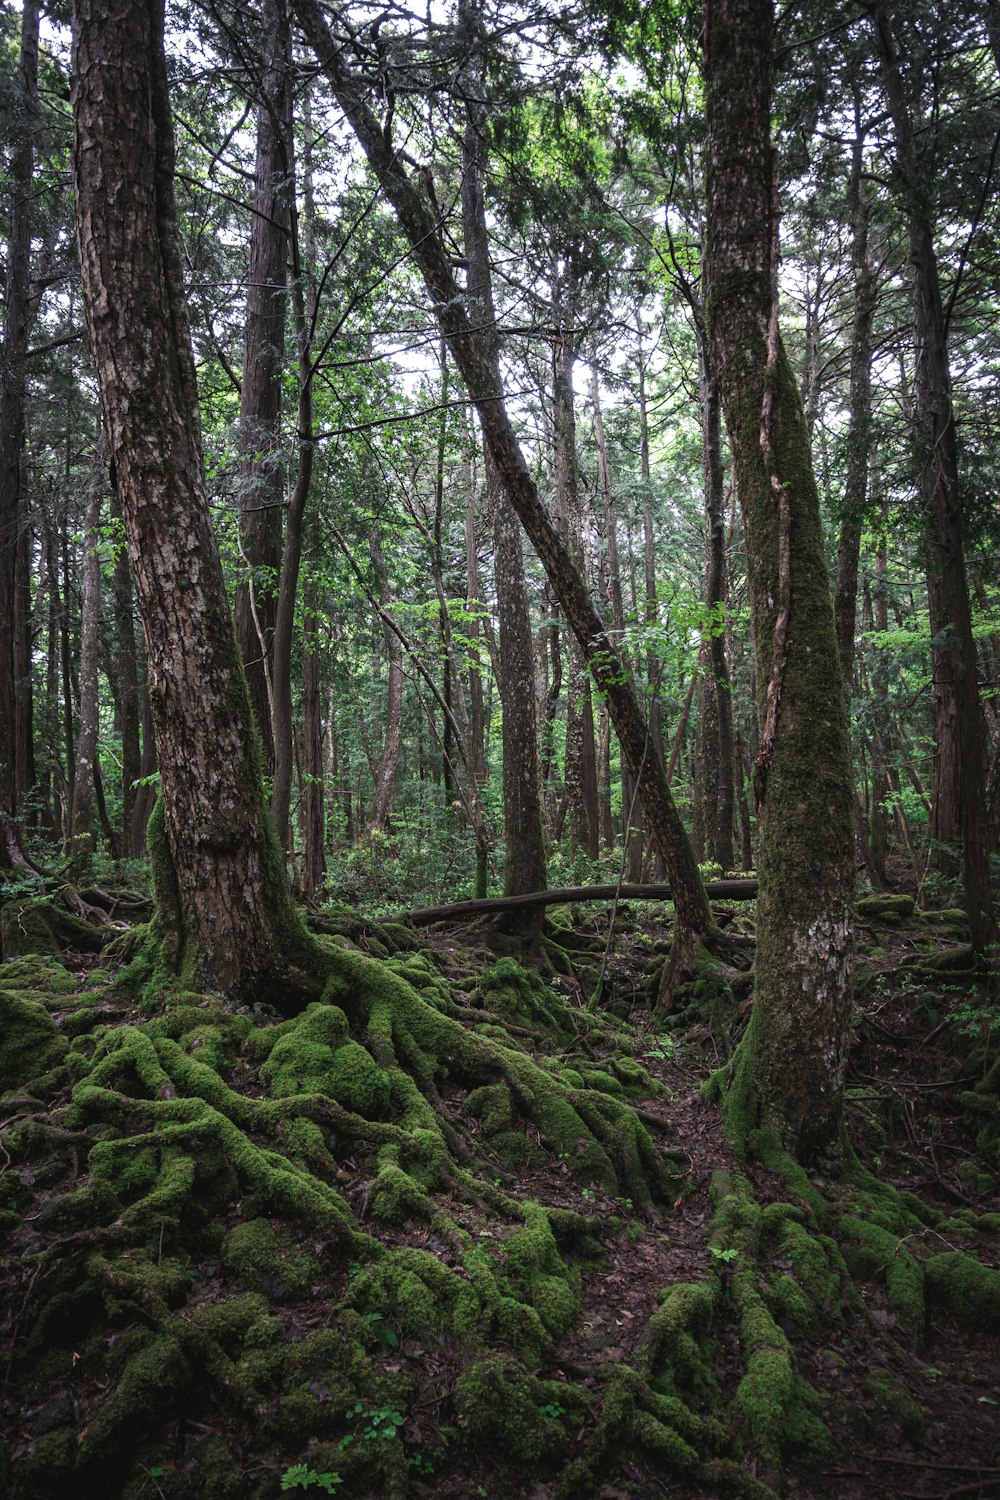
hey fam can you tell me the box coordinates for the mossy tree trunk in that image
[292,0,717,981]
[704,0,855,1160]
[71,0,321,1006]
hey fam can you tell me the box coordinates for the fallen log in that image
[394,879,759,927]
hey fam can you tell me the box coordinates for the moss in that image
[924,1251,1000,1329]
[470,958,573,1038]
[642,1281,718,1403]
[917,907,970,937]
[0,991,66,1090]
[222,1217,317,1297]
[711,1172,831,1466]
[80,1330,191,1462]
[466,1081,514,1133]
[768,1273,819,1337]
[839,1215,925,1329]
[863,1371,924,1441]
[454,1355,580,1464]
[0,955,83,993]
[856,893,915,923]
[183,1436,245,1499]
[1,897,104,959]
[347,1247,456,1341]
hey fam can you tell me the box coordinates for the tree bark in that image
[110,486,142,856]
[833,115,875,698]
[367,528,404,835]
[705,0,855,1161]
[233,0,292,774]
[299,584,325,897]
[293,0,715,973]
[591,365,642,875]
[67,480,103,877]
[695,328,736,871]
[72,0,320,1006]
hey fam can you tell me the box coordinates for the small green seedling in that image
[710,1246,739,1264]
[363,1406,405,1441]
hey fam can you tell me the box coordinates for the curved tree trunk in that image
[71,0,320,1007]
[705,0,855,1162]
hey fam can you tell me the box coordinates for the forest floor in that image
[1,882,999,1500]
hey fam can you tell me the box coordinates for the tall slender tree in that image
[704,0,856,1160]
[0,0,40,866]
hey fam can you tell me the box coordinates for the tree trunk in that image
[553,294,599,864]
[71,0,321,1006]
[367,529,404,835]
[269,187,313,854]
[299,585,325,898]
[696,330,736,870]
[591,365,641,874]
[294,0,715,972]
[0,0,40,863]
[465,493,487,789]
[67,481,103,877]
[705,0,855,1161]
[130,662,158,855]
[233,0,291,773]
[869,4,998,956]
[111,487,142,856]
[833,115,874,697]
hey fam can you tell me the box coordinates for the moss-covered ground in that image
[2,885,999,1499]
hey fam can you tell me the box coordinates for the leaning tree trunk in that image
[705,0,855,1162]
[71,0,321,1007]
[293,0,716,985]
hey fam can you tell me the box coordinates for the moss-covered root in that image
[0,894,105,960]
[710,1172,833,1475]
[962,1052,1000,1169]
[320,948,680,1210]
